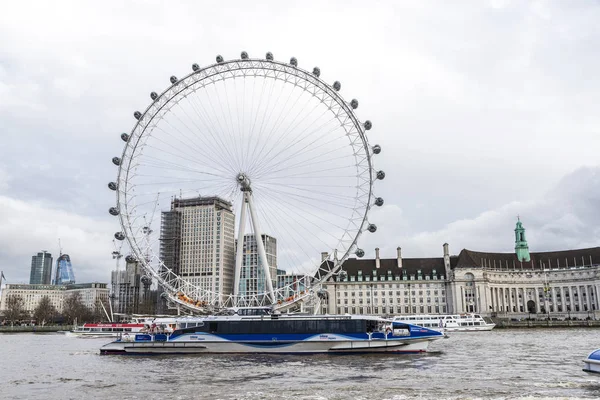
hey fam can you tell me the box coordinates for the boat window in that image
[214,319,366,334]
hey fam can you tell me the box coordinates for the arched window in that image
[464,273,475,287]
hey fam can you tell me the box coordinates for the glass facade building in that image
[238,234,277,299]
[54,254,76,285]
[30,251,53,285]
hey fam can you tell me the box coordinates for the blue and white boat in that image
[100,311,443,355]
[583,348,600,374]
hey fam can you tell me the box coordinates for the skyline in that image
[2,1,600,283]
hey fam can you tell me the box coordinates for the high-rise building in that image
[111,258,142,315]
[30,251,53,285]
[54,254,76,285]
[238,234,277,299]
[159,196,236,305]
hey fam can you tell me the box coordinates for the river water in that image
[1,328,600,399]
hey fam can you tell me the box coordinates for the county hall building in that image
[319,219,600,319]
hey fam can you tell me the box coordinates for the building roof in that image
[326,256,450,280]
[454,247,600,270]
[171,196,232,211]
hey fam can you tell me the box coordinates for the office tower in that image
[159,196,235,305]
[238,234,277,298]
[111,258,142,315]
[54,254,76,285]
[30,251,53,285]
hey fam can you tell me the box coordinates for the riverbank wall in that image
[492,319,600,328]
[0,325,70,333]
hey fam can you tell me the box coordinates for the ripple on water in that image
[2,330,600,399]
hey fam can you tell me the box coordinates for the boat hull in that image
[443,325,495,332]
[100,337,433,355]
[583,349,600,374]
[65,331,123,338]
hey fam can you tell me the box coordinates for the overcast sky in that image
[1,0,599,284]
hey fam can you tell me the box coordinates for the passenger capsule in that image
[374,197,384,207]
[192,63,200,71]
[133,111,142,120]
[170,76,178,84]
[125,255,137,263]
[241,51,249,59]
[114,232,125,241]
[355,248,365,258]
[112,157,121,166]
[338,270,348,280]
[150,92,158,100]
[364,120,372,130]
[313,67,320,77]
[290,57,298,66]
[333,81,341,91]
[372,144,381,154]
[376,170,385,180]
[120,133,129,142]
[216,55,224,63]
[109,207,119,216]
[266,52,274,60]
[367,224,377,233]
[108,182,118,191]
[350,99,358,109]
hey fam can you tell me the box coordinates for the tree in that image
[33,296,57,326]
[62,292,92,324]
[5,295,25,326]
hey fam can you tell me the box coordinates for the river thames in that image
[1,328,600,399]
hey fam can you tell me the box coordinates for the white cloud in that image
[1,1,600,285]
[361,167,600,260]
[0,195,115,284]
[0,166,10,192]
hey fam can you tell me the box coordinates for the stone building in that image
[0,283,109,316]
[319,219,600,319]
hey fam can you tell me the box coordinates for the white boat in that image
[66,322,147,337]
[393,313,496,332]
[583,349,600,374]
[100,312,443,355]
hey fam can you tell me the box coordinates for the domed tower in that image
[514,217,531,262]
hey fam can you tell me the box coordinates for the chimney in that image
[397,247,402,269]
[375,248,380,269]
[321,252,329,262]
[443,243,451,276]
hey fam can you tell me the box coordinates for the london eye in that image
[108,52,384,313]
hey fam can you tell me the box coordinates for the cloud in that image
[0,166,10,192]
[0,195,115,284]
[361,166,600,259]
[1,0,600,287]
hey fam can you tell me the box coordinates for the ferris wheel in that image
[108,51,385,313]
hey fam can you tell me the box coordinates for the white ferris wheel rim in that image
[110,54,381,310]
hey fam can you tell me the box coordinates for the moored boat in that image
[66,322,146,338]
[393,313,496,332]
[583,349,600,374]
[100,313,443,355]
